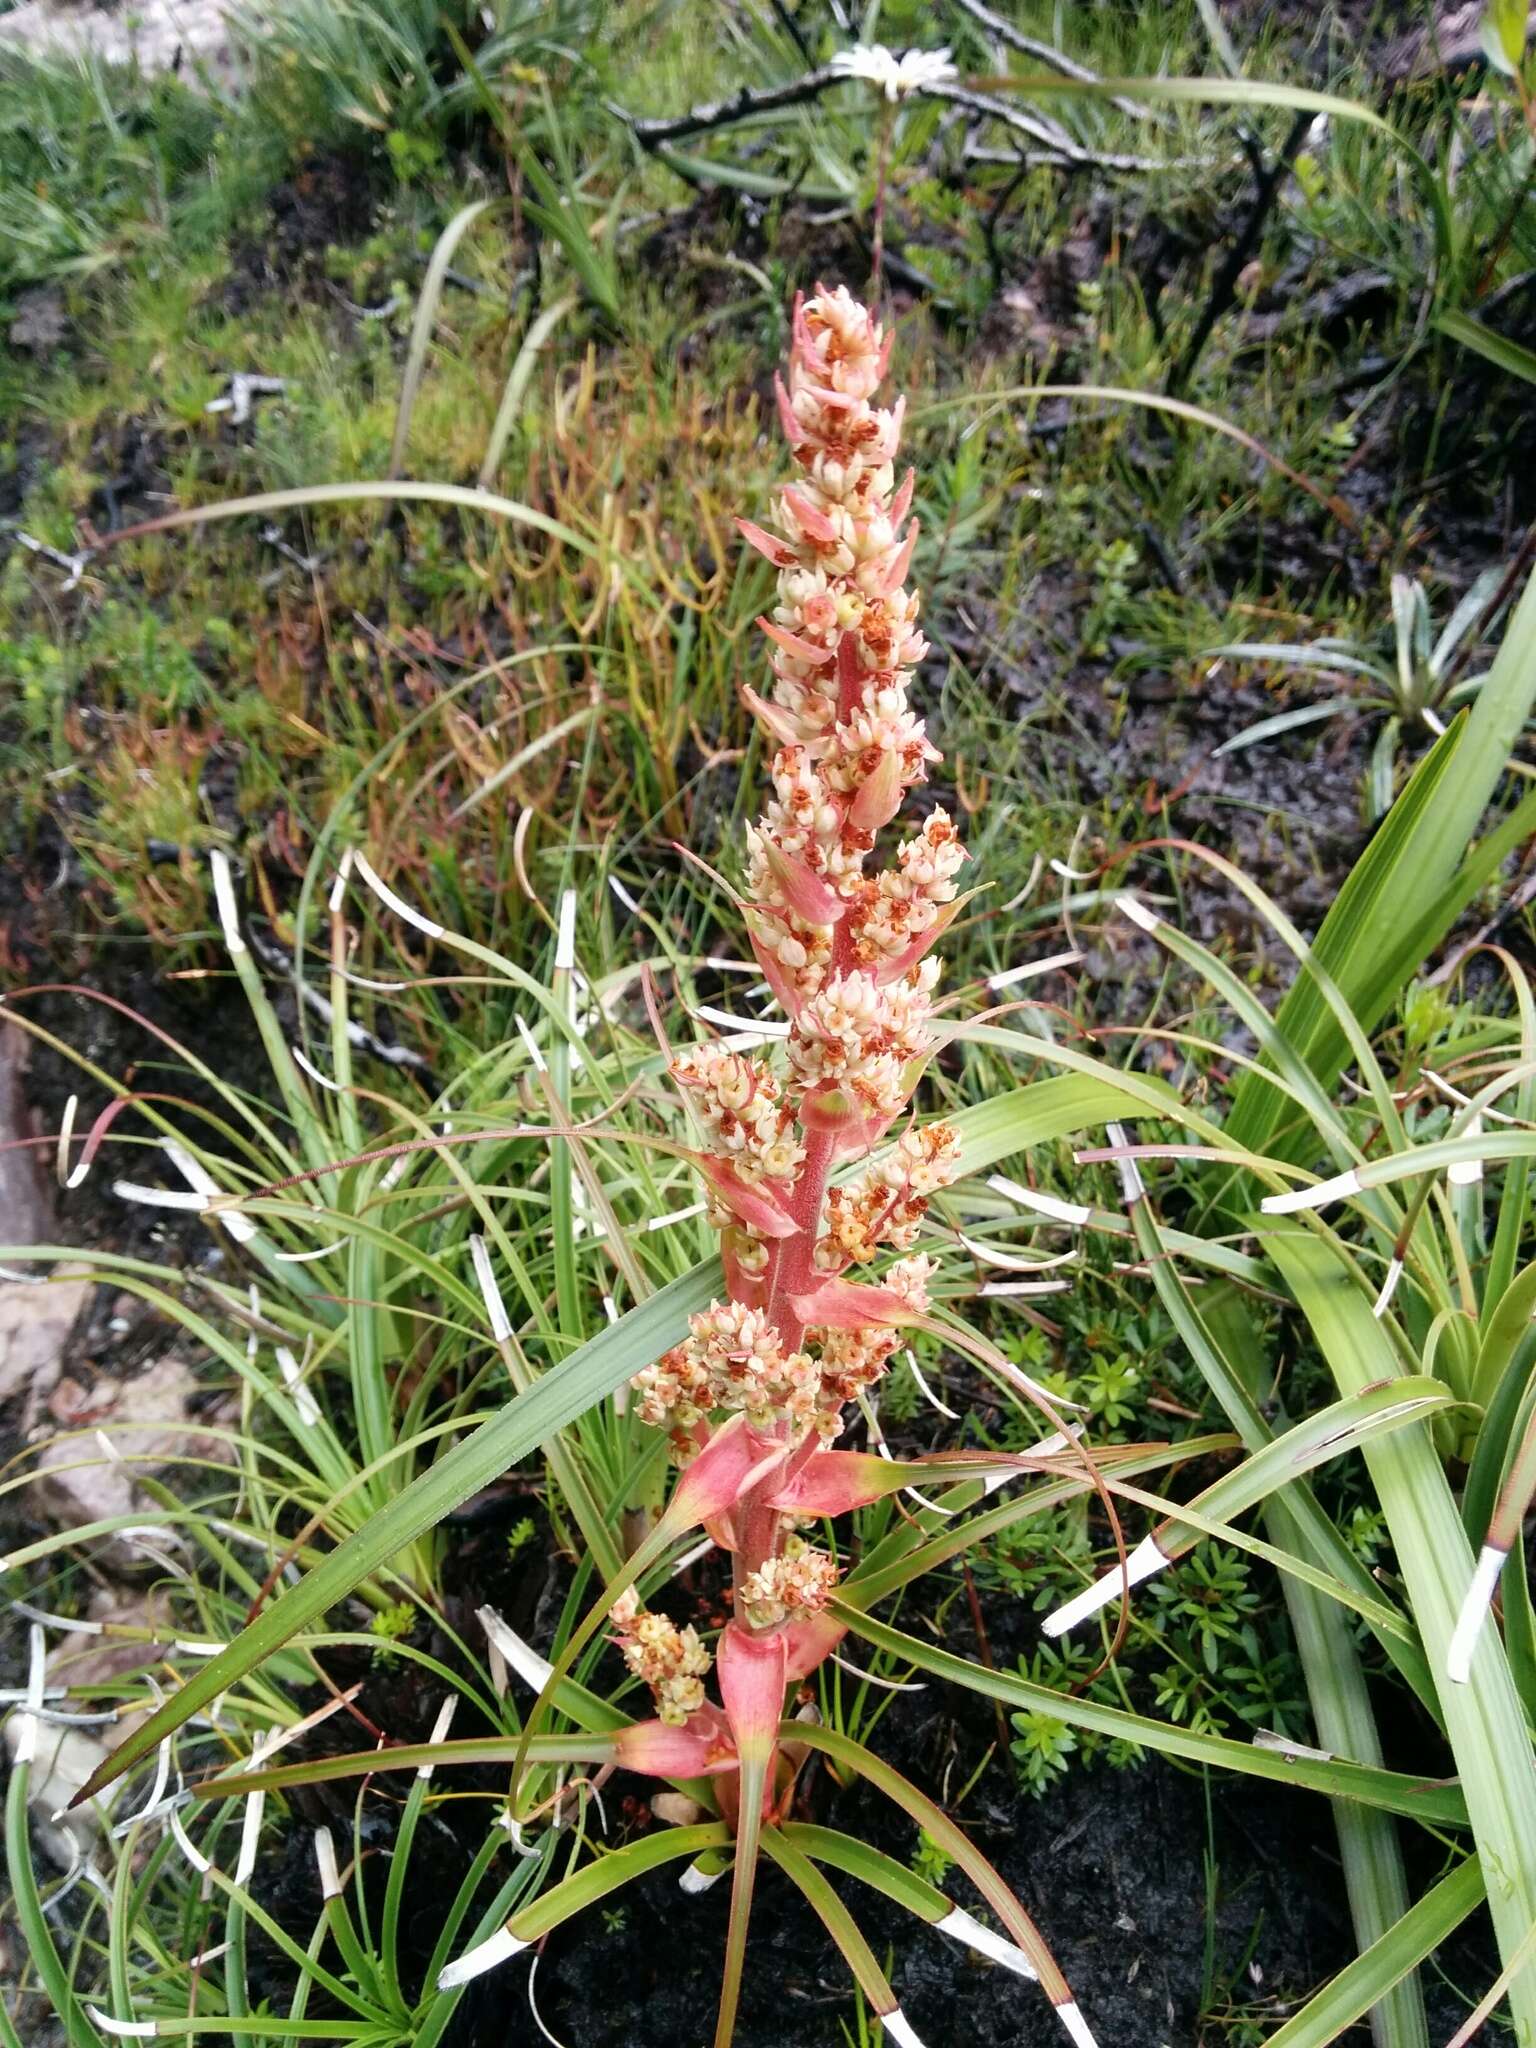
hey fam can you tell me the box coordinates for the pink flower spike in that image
[890,460,914,527]
[735,518,797,569]
[690,1153,801,1238]
[781,1610,847,1682]
[880,519,919,598]
[666,1414,791,1534]
[790,1277,925,1329]
[768,1449,905,1515]
[757,615,836,666]
[716,1622,788,1766]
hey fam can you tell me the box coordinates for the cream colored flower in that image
[830,43,958,102]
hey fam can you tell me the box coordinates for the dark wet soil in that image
[223,149,384,316]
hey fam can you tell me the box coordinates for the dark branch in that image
[616,67,841,149]
[926,81,1189,173]
[1168,108,1313,395]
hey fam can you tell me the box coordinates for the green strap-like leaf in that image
[1259,1857,1484,2048]
[73,1259,722,1804]
[1266,1226,1536,2041]
[72,1072,1139,1806]
[830,1607,1468,1825]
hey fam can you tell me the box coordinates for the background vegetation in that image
[2,2,1536,2044]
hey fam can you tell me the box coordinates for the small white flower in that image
[831,43,957,102]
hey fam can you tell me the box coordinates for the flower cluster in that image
[819,1122,962,1267]
[738,287,965,1020]
[787,964,938,1126]
[674,1043,804,1187]
[632,1300,818,1439]
[443,287,1101,2048]
[635,1250,939,1451]
[608,1588,712,1727]
[739,1540,839,1628]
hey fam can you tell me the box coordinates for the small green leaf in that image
[1481,0,1529,76]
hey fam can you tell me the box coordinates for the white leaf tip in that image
[936,1905,1038,1979]
[882,2009,926,2048]
[477,1608,554,1692]
[1057,2001,1100,2048]
[1044,1535,1168,1636]
[438,1925,528,1987]
[1447,1543,1506,1685]
[86,2010,159,2039]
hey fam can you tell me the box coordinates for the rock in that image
[0,1019,93,1410]
[8,288,66,356]
[10,1722,121,1868]
[0,1021,54,1247]
[0,1,270,83]
[32,1356,230,1565]
[0,1278,92,1408]
[3,1591,168,1867]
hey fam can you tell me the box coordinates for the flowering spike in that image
[617,296,973,2033]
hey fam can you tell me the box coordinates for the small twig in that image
[1168,108,1312,395]
[616,66,841,149]
[7,528,94,592]
[924,78,1082,160]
